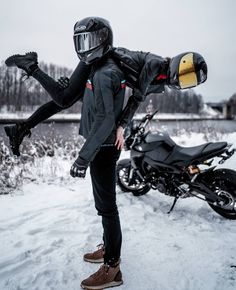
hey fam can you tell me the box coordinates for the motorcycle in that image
[116,110,236,219]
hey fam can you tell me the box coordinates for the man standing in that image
[5,17,125,289]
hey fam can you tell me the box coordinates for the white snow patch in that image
[200,103,223,117]
[0,132,236,290]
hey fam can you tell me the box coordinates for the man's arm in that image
[115,93,142,150]
[115,54,168,148]
[117,52,168,129]
[117,93,142,129]
[32,61,91,108]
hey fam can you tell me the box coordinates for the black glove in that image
[70,156,89,178]
[57,77,70,90]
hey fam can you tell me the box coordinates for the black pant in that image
[25,62,90,129]
[90,145,122,265]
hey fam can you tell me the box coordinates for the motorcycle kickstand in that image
[167,196,179,214]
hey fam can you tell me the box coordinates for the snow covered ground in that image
[1,132,236,290]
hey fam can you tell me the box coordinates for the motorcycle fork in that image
[130,159,145,183]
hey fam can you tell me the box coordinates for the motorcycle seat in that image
[173,142,227,163]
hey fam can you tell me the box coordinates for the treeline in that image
[0,61,203,114]
[229,93,236,116]
[136,88,203,114]
[0,61,80,113]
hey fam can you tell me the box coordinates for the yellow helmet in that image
[168,52,207,89]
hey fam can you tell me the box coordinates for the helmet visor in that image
[178,53,198,89]
[74,27,108,53]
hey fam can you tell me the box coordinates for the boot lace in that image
[20,71,30,81]
[91,264,110,279]
[96,243,104,250]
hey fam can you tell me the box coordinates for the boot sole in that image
[81,279,123,289]
[83,257,121,264]
[83,257,104,263]
[5,55,26,67]
[5,53,37,67]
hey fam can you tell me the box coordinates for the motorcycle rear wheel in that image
[116,161,151,196]
[203,169,236,220]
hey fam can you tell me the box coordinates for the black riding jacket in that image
[33,56,125,163]
[78,58,125,162]
[113,47,167,96]
[112,47,168,127]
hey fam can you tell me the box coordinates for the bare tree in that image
[0,61,204,114]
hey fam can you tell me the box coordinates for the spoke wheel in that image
[203,169,236,219]
[116,161,151,196]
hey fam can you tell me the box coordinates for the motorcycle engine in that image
[146,165,179,196]
[151,176,170,194]
[150,173,181,196]
[155,177,167,193]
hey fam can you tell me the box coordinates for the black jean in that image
[24,62,90,129]
[90,145,122,265]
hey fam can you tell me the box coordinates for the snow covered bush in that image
[0,126,235,195]
[0,133,84,195]
[0,141,23,194]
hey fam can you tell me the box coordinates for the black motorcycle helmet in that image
[73,17,113,64]
[168,52,208,89]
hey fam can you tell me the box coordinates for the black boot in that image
[4,122,31,156]
[5,52,38,76]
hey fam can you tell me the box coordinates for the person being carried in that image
[4,31,207,156]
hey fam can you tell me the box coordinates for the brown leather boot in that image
[81,264,123,289]
[83,244,105,263]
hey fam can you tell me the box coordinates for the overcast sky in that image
[1,0,236,102]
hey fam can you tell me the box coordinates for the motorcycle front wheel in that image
[116,159,151,196]
[202,169,236,220]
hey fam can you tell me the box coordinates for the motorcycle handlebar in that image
[148,109,159,120]
[139,109,159,129]
[141,109,159,122]
[125,109,159,149]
